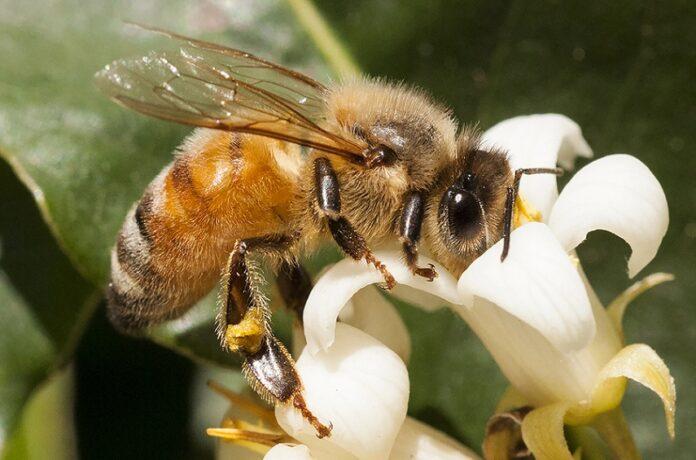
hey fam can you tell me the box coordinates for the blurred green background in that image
[0,0,694,458]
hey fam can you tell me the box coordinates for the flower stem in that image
[591,408,641,460]
[285,0,361,77]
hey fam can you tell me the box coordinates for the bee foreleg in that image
[219,236,332,438]
[314,158,396,289]
[399,191,437,281]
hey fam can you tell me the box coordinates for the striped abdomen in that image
[107,128,303,332]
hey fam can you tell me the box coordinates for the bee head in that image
[425,133,513,275]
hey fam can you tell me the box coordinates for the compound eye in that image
[444,187,483,240]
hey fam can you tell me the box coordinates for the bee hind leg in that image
[314,157,396,289]
[219,236,332,438]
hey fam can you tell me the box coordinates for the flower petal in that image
[482,114,592,219]
[457,223,595,352]
[390,417,481,460]
[303,251,460,354]
[263,444,312,460]
[494,386,529,413]
[275,323,409,460]
[591,344,676,439]
[292,286,412,362]
[606,272,674,336]
[521,403,574,460]
[461,299,602,405]
[340,285,412,363]
[388,285,451,312]
[548,154,669,278]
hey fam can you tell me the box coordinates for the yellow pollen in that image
[514,195,543,227]
[224,307,265,353]
[207,381,294,453]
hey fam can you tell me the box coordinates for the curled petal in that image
[263,444,312,460]
[390,417,481,460]
[340,285,412,363]
[521,403,573,460]
[591,344,676,439]
[482,114,592,219]
[293,287,412,362]
[275,323,409,460]
[304,251,460,354]
[458,223,595,352]
[607,272,674,336]
[548,154,669,278]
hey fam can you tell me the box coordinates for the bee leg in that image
[220,237,332,438]
[314,157,396,289]
[501,167,563,261]
[277,261,313,320]
[399,191,437,281]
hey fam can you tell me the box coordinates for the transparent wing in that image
[95,26,366,162]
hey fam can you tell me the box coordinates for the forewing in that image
[95,28,366,160]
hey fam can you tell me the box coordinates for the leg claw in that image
[414,263,437,282]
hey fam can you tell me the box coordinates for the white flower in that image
[302,114,675,459]
[214,321,479,460]
[276,322,409,459]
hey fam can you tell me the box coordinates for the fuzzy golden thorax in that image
[325,78,458,188]
[284,78,461,246]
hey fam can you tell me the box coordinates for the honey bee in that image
[97,27,560,437]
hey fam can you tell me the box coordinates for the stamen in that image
[206,427,291,446]
[514,195,542,227]
[207,381,296,453]
[207,380,278,427]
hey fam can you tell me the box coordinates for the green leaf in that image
[0,161,96,451]
[2,367,77,460]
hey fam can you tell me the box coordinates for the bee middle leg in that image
[314,157,396,289]
[399,190,437,281]
[277,261,313,320]
[220,236,331,438]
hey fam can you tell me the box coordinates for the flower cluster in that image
[212,114,675,459]
[213,320,479,459]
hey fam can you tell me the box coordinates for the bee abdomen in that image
[107,129,303,333]
[107,200,172,334]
